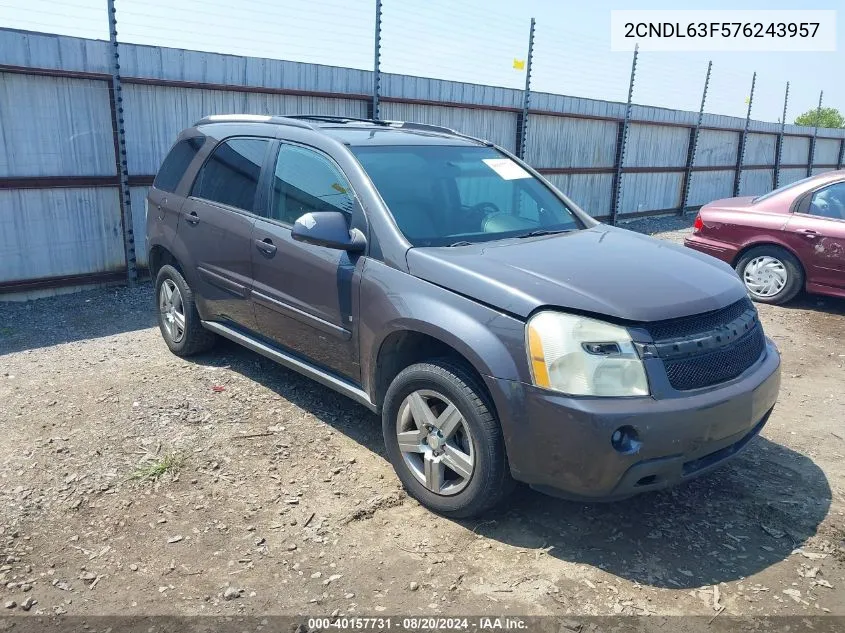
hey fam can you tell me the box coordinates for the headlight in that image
[526,311,649,397]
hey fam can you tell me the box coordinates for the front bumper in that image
[485,338,781,500]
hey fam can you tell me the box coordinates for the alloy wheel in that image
[159,279,186,343]
[396,389,475,496]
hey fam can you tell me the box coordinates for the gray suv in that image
[146,115,781,518]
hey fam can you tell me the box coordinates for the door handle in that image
[255,238,277,255]
[798,229,819,239]
[185,211,200,225]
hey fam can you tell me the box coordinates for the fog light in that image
[611,425,641,454]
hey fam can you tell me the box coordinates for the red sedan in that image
[684,170,845,304]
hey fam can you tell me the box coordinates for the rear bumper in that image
[683,234,740,265]
[485,338,781,500]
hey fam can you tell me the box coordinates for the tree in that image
[794,107,845,128]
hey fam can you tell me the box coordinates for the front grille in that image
[641,297,765,391]
[663,326,765,391]
[644,298,754,341]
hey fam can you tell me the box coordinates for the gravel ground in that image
[1,218,844,618]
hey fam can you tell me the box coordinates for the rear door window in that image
[153,137,205,193]
[808,182,845,220]
[191,138,271,212]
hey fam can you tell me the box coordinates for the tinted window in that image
[191,138,270,212]
[753,175,817,203]
[352,145,582,246]
[808,182,845,220]
[153,137,205,193]
[269,144,356,225]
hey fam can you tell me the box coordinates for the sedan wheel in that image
[743,255,787,298]
[396,389,475,496]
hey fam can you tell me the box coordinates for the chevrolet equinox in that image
[146,115,781,518]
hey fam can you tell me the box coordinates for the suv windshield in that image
[352,145,583,246]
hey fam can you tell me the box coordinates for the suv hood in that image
[406,225,747,322]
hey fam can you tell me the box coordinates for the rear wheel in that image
[382,359,514,518]
[155,264,216,356]
[735,245,803,305]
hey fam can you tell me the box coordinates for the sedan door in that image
[179,137,274,330]
[250,143,363,381]
[785,181,845,291]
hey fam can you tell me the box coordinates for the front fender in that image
[359,259,529,398]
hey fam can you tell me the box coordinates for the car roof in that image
[192,114,487,147]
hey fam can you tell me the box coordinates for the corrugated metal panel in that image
[744,133,776,165]
[813,138,840,165]
[120,41,373,95]
[783,123,845,138]
[379,102,517,152]
[624,124,688,167]
[630,105,696,126]
[129,186,150,268]
[0,187,124,282]
[0,73,115,177]
[781,136,810,164]
[687,170,734,207]
[619,172,683,215]
[693,130,739,167]
[746,119,781,134]
[524,116,617,168]
[124,84,366,175]
[544,173,613,218]
[381,73,522,109]
[531,93,626,120]
[811,167,835,176]
[0,29,110,73]
[701,112,745,130]
[779,168,808,185]
[738,170,774,196]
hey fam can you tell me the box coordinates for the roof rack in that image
[286,114,391,126]
[193,114,314,129]
[287,115,458,136]
[191,114,493,146]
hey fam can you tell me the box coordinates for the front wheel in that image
[735,246,804,305]
[382,359,514,518]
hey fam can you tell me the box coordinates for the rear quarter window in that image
[153,137,206,193]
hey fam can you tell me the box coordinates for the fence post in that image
[774,82,789,188]
[515,18,536,160]
[680,60,711,214]
[807,90,823,177]
[733,71,756,198]
[106,0,136,285]
[371,0,383,120]
[609,44,638,226]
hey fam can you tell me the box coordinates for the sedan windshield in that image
[351,144,583,246]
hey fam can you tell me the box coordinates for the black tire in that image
[382,359,514,518]
[735,245,804,305]
[155,264,216,356]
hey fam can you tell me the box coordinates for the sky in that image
[0,0,841,123]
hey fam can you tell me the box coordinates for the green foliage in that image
[794,107,845,128]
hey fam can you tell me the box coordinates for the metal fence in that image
[1,7,844,295]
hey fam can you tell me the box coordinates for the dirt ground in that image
[1,218,844,619]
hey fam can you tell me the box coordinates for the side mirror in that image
[291,211,366,253]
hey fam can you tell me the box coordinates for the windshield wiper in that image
[517,229,572,239]
[447,240,474,247]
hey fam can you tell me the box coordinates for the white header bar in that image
[610,10,837,52]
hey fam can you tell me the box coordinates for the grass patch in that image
[131,451,185,481]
